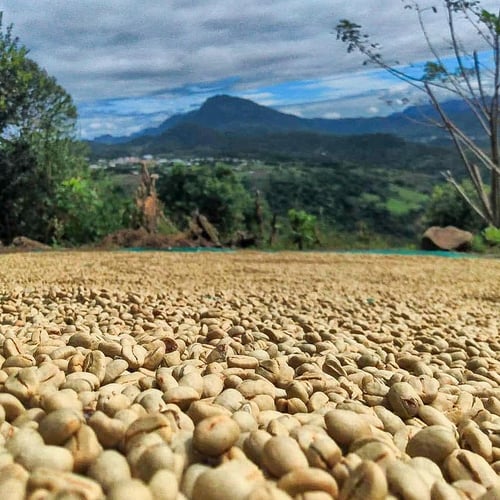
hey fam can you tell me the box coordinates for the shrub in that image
[288,209,318,250]
[53,173,132,245]
[423,180,484,232]
[483,226,500,246]
[157,163,254,240]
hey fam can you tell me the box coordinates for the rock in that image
[10,236,50,251]
[188,211,222,247]
[421,226,473,251]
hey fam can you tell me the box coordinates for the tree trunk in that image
[491,169,500,227]
[490,111,500,227]
[254,190,264,244]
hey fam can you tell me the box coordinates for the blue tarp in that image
[333,249,477,258]
[121,247,478,258]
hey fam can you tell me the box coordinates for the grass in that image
[385,186,429,216]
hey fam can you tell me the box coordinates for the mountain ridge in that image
[92,94,479,146]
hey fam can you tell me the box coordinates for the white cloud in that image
[279,106,304,117]
[323,111,342,119]
[2,0,496,137]
[238,92,279,106]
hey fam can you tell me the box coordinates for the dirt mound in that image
[99,228,216,249]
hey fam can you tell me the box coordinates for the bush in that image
[483,225,500,246]
[423,180,484,232]
[288,209,318,249]
[53,173,132,245]
[157,164,254,239]
[471,234,487,253]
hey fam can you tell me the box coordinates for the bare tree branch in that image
[336,1,500,227]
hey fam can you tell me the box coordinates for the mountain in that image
[92,94,482,146]
[92,95,306,144]
[89,120,463,181]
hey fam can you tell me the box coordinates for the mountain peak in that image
[202,94,256,106]
[203,94,239,103]
[198,94,270,114]
[193,94,303,132]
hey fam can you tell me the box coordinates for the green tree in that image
[0,12,87,243]
[52,172,132,245]
[424,180,485,231]
[0,13,32,131]
[288,209,318,249]
[336,1,500,227]
[157,163,254,239]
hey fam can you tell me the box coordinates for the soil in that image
[98,228,217,249]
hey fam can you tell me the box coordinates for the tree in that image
[336,1,500,227]
[53,172,133,245]
[0,12,84,243]
[424,179,485,230]
[0,13,32,132]
[157,163,254,239]
[288,209,318,249]
[0,13,76,140]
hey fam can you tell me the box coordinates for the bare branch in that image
[336,1,500,226]
[473,51,489,109]
[457,1,497,47]
[443,171,491,222]
[428,83,494,220]
[417,4,492,133]
[446,5,489,117]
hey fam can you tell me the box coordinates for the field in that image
[0,251,499,498]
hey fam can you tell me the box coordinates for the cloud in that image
[2,0,497,137]
[323,111,342,119]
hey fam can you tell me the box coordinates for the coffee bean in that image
[193,415,240,456]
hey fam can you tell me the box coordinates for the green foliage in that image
[243,161,434,239]
[0,134,91,243]
[469,226,500,254]
[318,229,404,250]
[0,13,86,244]
[423,180,485,231]
[0,13,31,131]
[0,13,129,247]
[336,2,500,228]
[483,225,500,245]
[157,164,254,239]
[53,173,131,245]
[385,187,429,216]
[479,8,500,34]
[422,61,447,82]
[0,14,76,139]
[471,234,487,253]
[287,209,318,249]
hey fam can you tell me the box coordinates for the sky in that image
[1,0,498,139]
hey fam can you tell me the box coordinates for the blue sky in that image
[1,0,497,138]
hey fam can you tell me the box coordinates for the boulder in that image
[11,236,50,251]
[421,226,473,251]
[188,212,222,247]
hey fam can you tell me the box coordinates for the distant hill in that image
[92,94,482,146]
[88,94,481,243]
[89,122,461,180]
